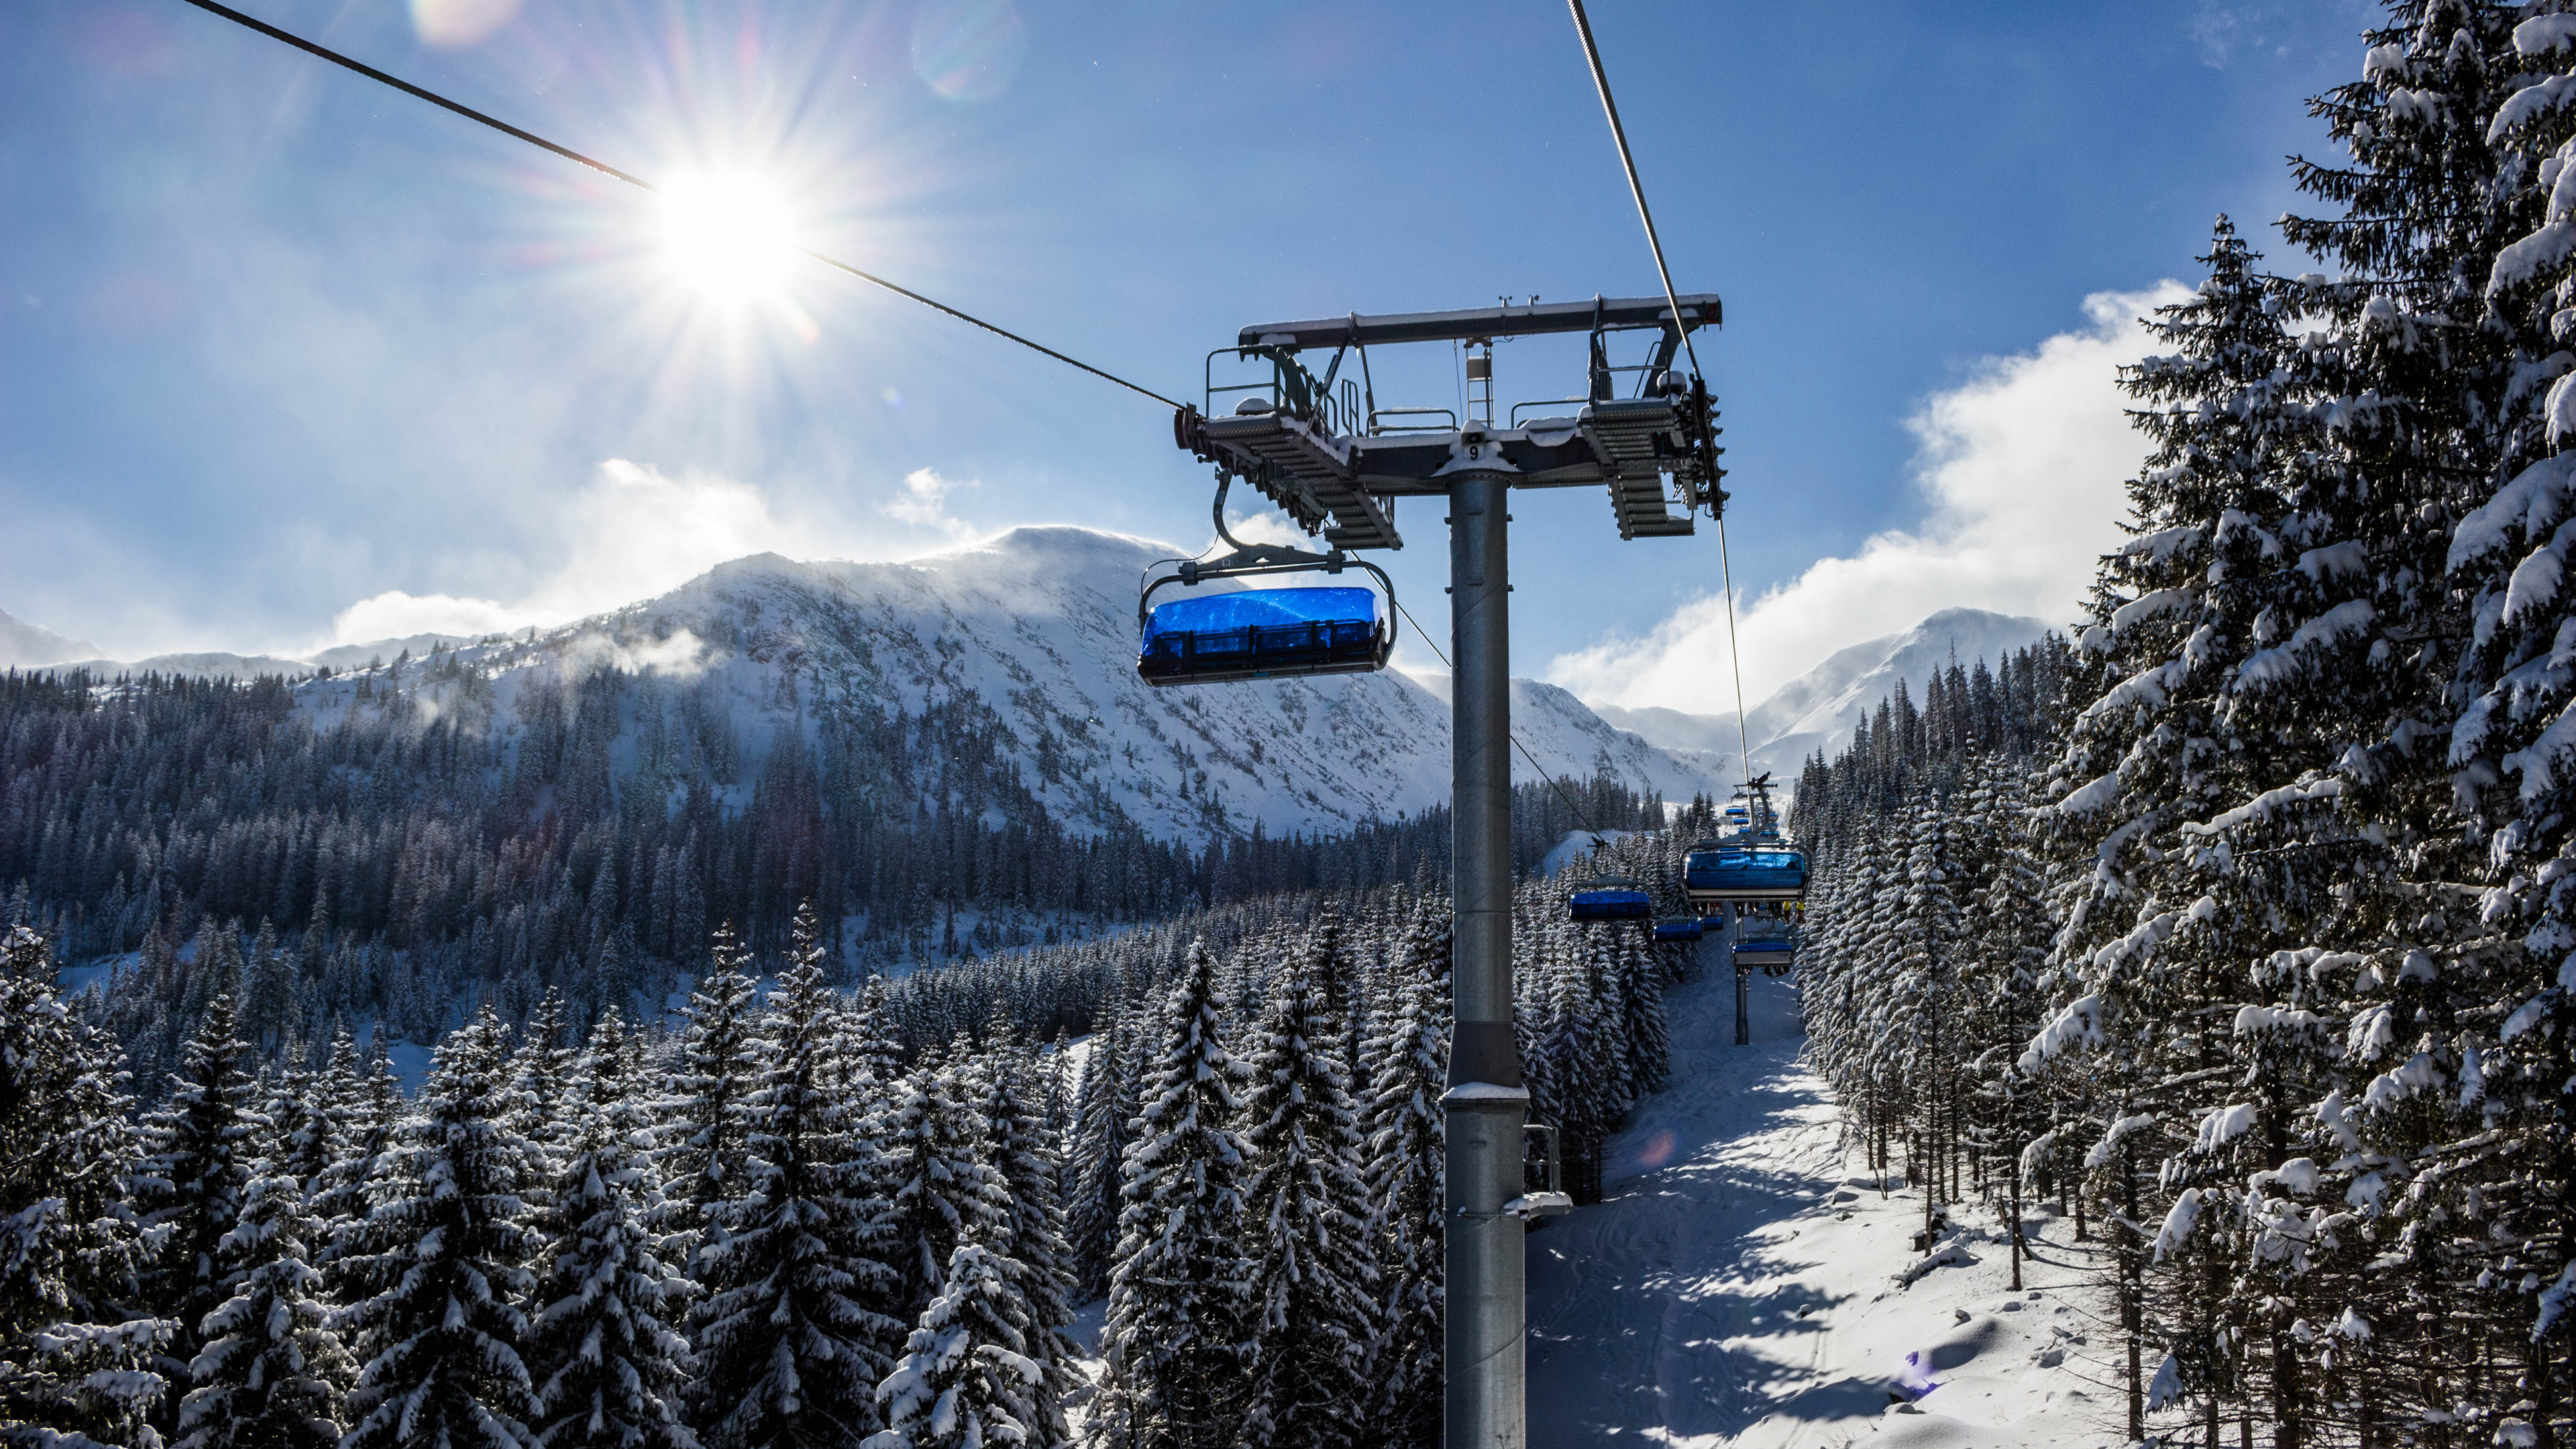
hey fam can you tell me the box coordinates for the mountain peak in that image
[0,608,102,669]
[1588,606,2054,790]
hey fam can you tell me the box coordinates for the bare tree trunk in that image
[2122,1136,2144,1442]
[2008,1151,2025,1292]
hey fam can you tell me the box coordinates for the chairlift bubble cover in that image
[1654,918,1703,942]
[1138,586,1387,685]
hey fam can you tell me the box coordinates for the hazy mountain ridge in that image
[0,607,100,668]
[1591,606,2053,786]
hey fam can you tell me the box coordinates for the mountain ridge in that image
[127,527,1727,841]
[1590,606,2054,786]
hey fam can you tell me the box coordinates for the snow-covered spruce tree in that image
[270,1031,350,1199]
[2027,213,2394,1442]
[1092,939,1254,1449]
[135,991,262,1405]
[313,1042,403,1307]
[335,1004,541,1449]
[1957,756,2055,1289]
[2386,8,2576,1430]
[965,1042,1081,1448]
[511,989,581,1201]
[1063,1004,1137,1299]
[881,1053,1010,1328]
[0,924,168,1446]
[1611,926,1670,1101]
[865,1244,1044,1449]
[661,924,760,1277]
[525,1009,697,1449]
[1360,908,1449,1448]
[1238,949,1376,1449]
[173,1162,352,1449]
[690,932,902,1449]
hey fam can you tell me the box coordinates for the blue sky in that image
[1,0,2371,704]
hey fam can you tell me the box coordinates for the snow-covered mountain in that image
[32,633,476,681]
[0,607,99,668]
[136,528,1723,841]
[1591,606,2052,786]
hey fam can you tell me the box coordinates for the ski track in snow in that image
[1528,955,2127,1448]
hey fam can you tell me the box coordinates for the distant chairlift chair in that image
[1732,918,1796,976]
[1567,874,1654,922]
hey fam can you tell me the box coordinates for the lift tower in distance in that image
[1174,292,1725,1449]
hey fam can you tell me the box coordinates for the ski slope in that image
[1527,956,2126,1448]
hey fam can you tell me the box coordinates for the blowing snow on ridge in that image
[30,527,1725,841]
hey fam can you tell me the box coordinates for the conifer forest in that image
[13,3,2576,1447]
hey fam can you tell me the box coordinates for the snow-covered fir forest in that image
[0,663,1665,1097]
[1781,5,2576,1442]
[0,841,1690,1448]
[22,1,2576,1447]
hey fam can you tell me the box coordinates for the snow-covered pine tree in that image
[965,1042,1081,1448]
[1238,947,1376,1449]
[864,1244,1044,1449]
[1063,1002,1136,1299]
[1362,907,1450,1446]
[271,1030,350,1199]
[2395,6,2576,1427]
[690,922,902,1449]
[173,1161,352,1449]
[525,1009,697,1449]
[0,924,167,1446]
[1611,926,1670,1101]
[313,1040,402,1307]
[1092,939,1254,1449]
[2025,210,2402,1439]
[135,991,262,1403]
[511,988,580,1201]
[661,923,761,1277]
[336,1004,541,1449]
[881,1053,1010,1328]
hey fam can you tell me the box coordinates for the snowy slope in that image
[279,529,1724,841]
[38,633,476,681]
[0,607,99,668]
[1593,607,2051,786]
[1527,956,2126,1448]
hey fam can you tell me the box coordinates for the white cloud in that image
[325,458,918,647]
[881,467,979,538]
[1548,283,2192,714]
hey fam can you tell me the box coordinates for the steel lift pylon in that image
[1175,293,1725,1449]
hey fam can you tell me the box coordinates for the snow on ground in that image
[1538,828,1638,879]
[1528,953,2127,1448]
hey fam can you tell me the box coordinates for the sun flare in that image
[655,170,799,305]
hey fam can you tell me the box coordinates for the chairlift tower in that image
[1168,293,1725,1449]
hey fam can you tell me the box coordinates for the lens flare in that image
[656,171,799,307]
[910,0,1029,103]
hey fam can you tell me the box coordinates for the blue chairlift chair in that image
[1653,917,1703,943]
[1732,918,1796,976]
[1568,875,1654,922]
[1136,538,1397,688]
[1682,839,1810,908]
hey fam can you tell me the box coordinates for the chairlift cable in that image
[1715,515,1753,788]
[1565,0,1754,794]
[1564,0,1703,384]
[168,0,1185,412]
[1387,595,1613,852]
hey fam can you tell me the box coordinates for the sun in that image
[655,169,800,306]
